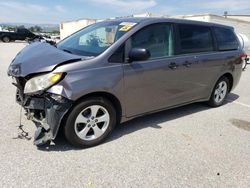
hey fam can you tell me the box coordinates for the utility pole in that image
[224,11,228,18]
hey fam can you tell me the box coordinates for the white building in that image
[59,13,167,39]
[132,12,166,18]
[60,18,97,40]
[226,15,250,22]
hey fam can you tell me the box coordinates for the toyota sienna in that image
[8,18,243,147]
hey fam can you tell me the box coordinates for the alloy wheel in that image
[74,105,110,141]
[214,81,228,103]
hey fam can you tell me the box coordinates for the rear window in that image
[178,24,214,54]
[214,27,239,51]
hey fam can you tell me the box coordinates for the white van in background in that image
[237,33,250,51]
[237,33,250,70]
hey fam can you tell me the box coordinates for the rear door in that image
[174,24,220,99]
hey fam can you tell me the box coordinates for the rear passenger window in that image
[178,25,213,54]
[131,24,174,59]
[214,27,239,51]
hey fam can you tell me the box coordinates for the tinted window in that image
[131,24,174,59]
[178,25,213,54]
[17,29,27,33]
[214,27,239,51]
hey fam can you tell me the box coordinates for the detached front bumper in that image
[16,88,73,146]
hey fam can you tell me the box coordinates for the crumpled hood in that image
[8,42,83,77]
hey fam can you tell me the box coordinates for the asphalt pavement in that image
[0,42,250,188]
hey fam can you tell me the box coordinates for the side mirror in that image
[128,48,150,62]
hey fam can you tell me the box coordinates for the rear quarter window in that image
[214,27,239,51]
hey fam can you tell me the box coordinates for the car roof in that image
[108,17,233,29]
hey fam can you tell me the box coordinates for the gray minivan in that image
[8,18,243,147]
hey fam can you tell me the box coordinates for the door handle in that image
[168,62,178,70]
[183,61,192,67]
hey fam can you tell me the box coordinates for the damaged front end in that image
[7,42,86,146]
[14,77,73,146]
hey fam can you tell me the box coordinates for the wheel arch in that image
[207,72,234,102]
[57,91,123,139]
[220,72,234,92]
[69,91,123,124]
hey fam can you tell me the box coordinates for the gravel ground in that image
[0,42,250,188]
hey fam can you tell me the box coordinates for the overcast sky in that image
[0,0,250,24]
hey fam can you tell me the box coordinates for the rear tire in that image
[208,77,230,107]
[64,97,116,148]
[2,36,10,43]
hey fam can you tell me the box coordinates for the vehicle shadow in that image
[225,92,239,102]
[38,93,239,152]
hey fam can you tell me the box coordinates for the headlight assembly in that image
[24,72,63,94]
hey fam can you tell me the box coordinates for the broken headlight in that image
[24,72,63,94]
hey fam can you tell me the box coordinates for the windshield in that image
[57,21,138,56]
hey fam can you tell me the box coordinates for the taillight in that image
[240,52,247,59]
[240,52,248,64]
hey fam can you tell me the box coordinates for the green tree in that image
[28,25,42,32]
[29,26,35,32]
[34,25,42,32]
[6,26,15,31]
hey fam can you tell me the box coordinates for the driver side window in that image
[131,23,174,60]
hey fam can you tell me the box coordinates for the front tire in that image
[2,36,10,43]
[64,97,116,148]
[208,77,230,107]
